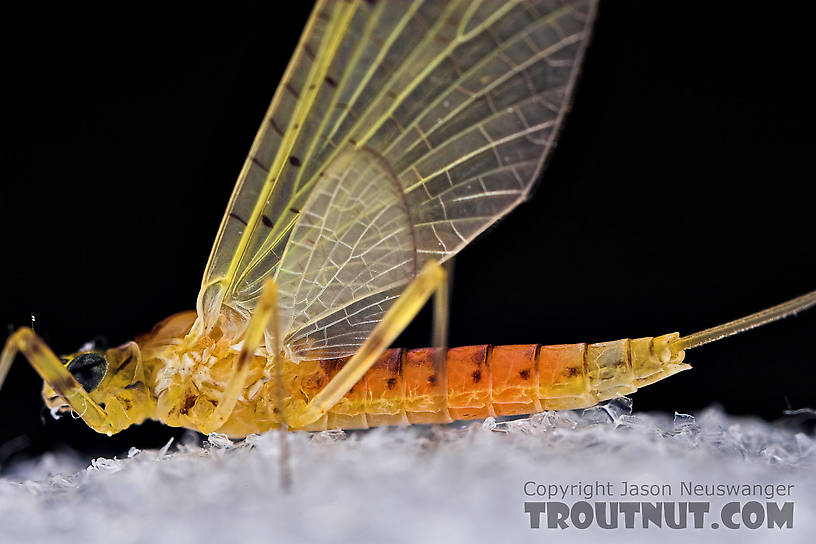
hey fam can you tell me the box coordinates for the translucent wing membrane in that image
[196,0,597,358]
[275,149,415,358]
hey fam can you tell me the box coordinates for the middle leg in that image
[196,277,282,434]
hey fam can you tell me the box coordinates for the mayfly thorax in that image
[2,0,815,439]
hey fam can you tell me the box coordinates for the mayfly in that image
[1,0,814,438]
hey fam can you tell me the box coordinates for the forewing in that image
[194,0,373,333]
[195,0,597,349]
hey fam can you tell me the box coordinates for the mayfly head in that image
[41,341,142,419]
[42,350,108,415]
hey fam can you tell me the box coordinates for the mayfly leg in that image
[223,278,291,490]
[197,279,280,434]
[264,279,292,493]
[0,327,113,434]
[431,259,454,421]
[289,260,447,429]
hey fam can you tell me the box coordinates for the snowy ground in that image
[1,402,814,544]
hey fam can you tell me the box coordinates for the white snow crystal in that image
[1,404,814,543]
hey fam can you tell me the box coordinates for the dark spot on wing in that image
[386,377,397,390]
[251,157,269,172]
[325,76,337,88]
[285,83,299,98]
[229,213,248,226]
[519,369,531,380]
[262,215,274,228]
[566,366,580,377]
[124,381,143,390]
[289,156,302,167]
[269,118,283,136]
[348,138,357,146]
[427,374,437,385]
[290,208,300,214]
[472,370,481,383]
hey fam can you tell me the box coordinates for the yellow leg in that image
[192,277,291,488]
[289,259,447,429]
[430,258,453,420]
[0,328,113,434]
[197,278,281,434]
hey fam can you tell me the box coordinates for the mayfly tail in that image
[670,289,816,352]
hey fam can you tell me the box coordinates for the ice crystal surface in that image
[1,404,815,543]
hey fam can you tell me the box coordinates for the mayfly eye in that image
[66,353,108,392]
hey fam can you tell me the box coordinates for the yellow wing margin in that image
[193,0,358,337]
[193,0,598,341]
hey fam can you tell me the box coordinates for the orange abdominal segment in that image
[401,348,446,424]
[294,333,689,431]
[446,345,491,420]
[362,348,406,427]
[485,345,539,416]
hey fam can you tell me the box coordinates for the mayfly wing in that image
[270,0,599,361]
[193,0,598,353]
[275,148,415,359]
[193,0,364,335]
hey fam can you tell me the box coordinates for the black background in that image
[1,1,814,463]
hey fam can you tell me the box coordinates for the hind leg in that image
[288,259,448,429]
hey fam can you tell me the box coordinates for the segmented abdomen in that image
[297,335,688,431]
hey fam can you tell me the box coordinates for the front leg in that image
[0,327,114,434]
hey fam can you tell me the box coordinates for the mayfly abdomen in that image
[296,334,690,431]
